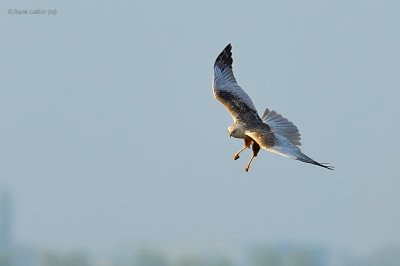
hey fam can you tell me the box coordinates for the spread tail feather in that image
[262,108,301,146]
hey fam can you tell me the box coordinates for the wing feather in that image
[213,44,259,122]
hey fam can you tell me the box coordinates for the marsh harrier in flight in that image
[213,44,333,172]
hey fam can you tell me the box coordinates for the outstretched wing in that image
[213,44,259,122]
[246,129,333,170]
[262,108,302,146]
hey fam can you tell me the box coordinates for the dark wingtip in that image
[319,163,334,170]
[310,160,334,170]
[215,43,233,69]
[297,155,334,171]
[224,43,232,51]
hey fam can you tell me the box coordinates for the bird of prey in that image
[213,44,333,172]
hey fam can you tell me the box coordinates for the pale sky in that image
[1,0,400,256]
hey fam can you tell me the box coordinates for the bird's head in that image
[228,125,235,137]
[228,123,245,139]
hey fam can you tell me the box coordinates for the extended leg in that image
[245,142,261,172]
[233,146,247,160]
[234,138,252,160]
